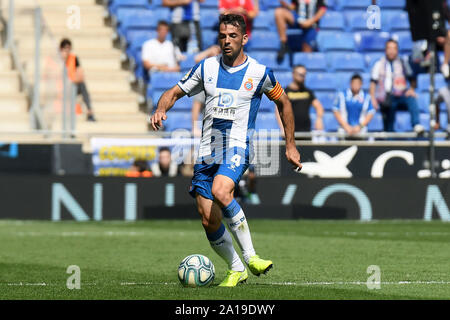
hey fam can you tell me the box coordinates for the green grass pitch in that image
[0,219,449,300]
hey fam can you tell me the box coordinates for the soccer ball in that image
[178,254,215,287]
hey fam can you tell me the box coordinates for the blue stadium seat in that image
[328,52,365,72]
[388,11,410,32]
[255,112,279,131]
[394,111,412,132]
[109,0,150,16]
[119,10,155,36]
[367,112,384,131]
[248,31,280,51]
[260,0,281,9]
[355,31,390,52]
[320,11,345,31]
[163,112,192,131]
[274,71,292,88]
[253,11,275,31]
[345,11,370,32]
[305,72,337,91]
[419,113,431,131]
[200,9,220,29]
[200,0,219,8]
[439,112,448,129]
[293,52,327,71]
[259,97,276,112]
[250,52,290,72]
[417,73,446,93]
[202,30,218,50]
[323,112,339,131]
[315,92,336,111]
[180,54,197,72]
[418,93,447,113]
[365,52,383,70]
[150,72,182,90]
[391,32,412,54]
[334,72,371,90]
[149,89,192,111]
[378,0,405,9]
[340,0,371,10]
[317,32,355,52]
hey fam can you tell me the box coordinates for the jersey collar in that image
[219,54,249,74]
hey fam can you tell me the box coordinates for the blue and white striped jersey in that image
[333,89,375,127]
[177,55,283,158]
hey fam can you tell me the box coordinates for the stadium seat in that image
[200,9,220,29]
[419,113,431,131]
[354,31,390,52]
[391,32,413,54]
[109,0,150,16]
[253,11,275,31]
[439,112,449,129]
[248,31,280,51]
[394,111,412,132]
[317,32,355,52]
[150,72,182,90]
[367,112,384,131]
[388,11,410,32]
[249,52,290,71]
[323,112,339,131]
[305,73,337,91]
[163,112,192,131]
[418,93,447,113]
[345,11,370,32]
[328,52,365,72]
[315,92,336,111]
[340,0,371,10]
[377,0,405,9]
[417,73,447,93]
[150,89,192,111]
[259,96,276,112]
[320,11,345,31]
[274,71,292,88]
[202,30,218,50]
[180,54,197,72]
[200,0,219,8]
[255,112,279,131]
[365,52,383,70]
[292,52,327,71]
[260,0,281,9]
[119,10,155,36]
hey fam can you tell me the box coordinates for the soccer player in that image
[150,14,302,287]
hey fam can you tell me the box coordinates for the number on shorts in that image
[230,154,241,167]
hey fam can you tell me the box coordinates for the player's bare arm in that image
[150,85,186,131]
[274,92,302,170]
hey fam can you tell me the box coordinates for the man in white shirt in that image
[141,20,182,74]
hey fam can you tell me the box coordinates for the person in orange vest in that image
[59,38,96,122]
[126,159,153,178]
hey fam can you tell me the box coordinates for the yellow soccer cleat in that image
[248,255,273,276]
[218,269,248,287]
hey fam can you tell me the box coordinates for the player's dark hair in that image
[351,73,362,82]
[219,14,247,35]
[133,159,149,173]
[159,146,171,153]
[293,64,307,71]
[157,20,169,28]
[385,38,398,48]
[60,38,72,49]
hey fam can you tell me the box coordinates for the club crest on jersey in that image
[244,78,253,91]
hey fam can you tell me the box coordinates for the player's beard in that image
[222,45,242,65]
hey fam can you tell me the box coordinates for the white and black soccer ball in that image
[178,254,215,287]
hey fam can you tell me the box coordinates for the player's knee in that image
[211,187,232,206]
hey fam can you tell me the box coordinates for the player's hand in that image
[286,145,302,171]
[352,125,361,134]
[150,110,167,131]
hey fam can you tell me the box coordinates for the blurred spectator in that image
[126,159,153,177]
[141,21,183,74]
[275,0,327,62]
[162,0,204,52]
[191,45,221,137]
[219,0,259,38]
[284,65,324,137]
[59,38,96,122]
[434,84,450,135]
[151,147,181,177]
[370,39,424,133]
[333,74,375,138]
